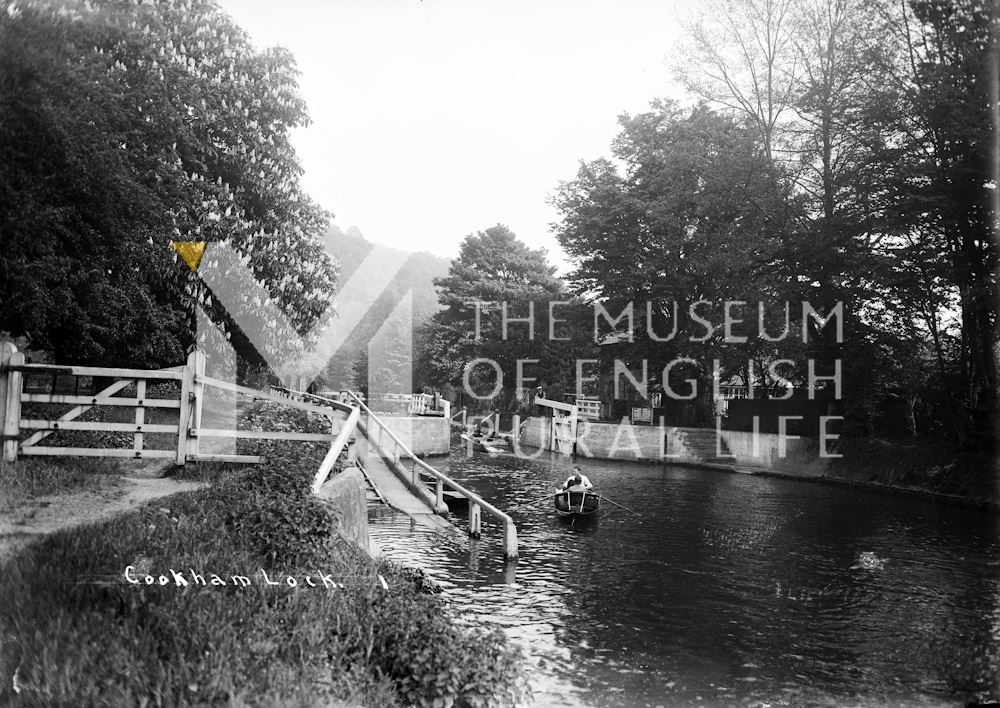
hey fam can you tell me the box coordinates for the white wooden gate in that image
[535,397,579,455]
[1,342,357,482]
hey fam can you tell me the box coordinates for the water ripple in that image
[368,442,1000,707]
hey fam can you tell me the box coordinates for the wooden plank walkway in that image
[359,450,435,515]
[355,435,459,535]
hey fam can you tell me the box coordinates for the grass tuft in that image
[0,457,126,514]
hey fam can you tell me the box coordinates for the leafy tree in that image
[670,0,997,441]
[552,102,794,421]
[0,0,337,367]
[421,225,586,408]
[868,0,998,444]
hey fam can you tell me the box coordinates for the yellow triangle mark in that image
[171,241,207,272]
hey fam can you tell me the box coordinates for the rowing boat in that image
[460,432,507,454]
[553,490,601,517]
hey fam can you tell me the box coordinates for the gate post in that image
[189,349,205,460]
[1,343,23,463]
[176,350,197,465]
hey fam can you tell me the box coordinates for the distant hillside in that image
[319,224,451,389]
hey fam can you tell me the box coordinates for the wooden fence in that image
[365,392,450,417]
[1,343,357,485]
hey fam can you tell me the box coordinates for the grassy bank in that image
[826,437,998,507]
[0,457,126,516]
[2,403,527,707]
[0,456,126,497]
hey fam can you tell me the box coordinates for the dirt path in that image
[0,472,205,565]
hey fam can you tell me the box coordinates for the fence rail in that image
[366,392,450,417]
[274,387,517,559]
[0,344,359,473]
[449,407,468,428]
[2,342,515,560]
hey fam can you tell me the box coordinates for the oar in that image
[511,493,555,510]
[598,495,639,515]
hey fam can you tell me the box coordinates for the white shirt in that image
[563,473,593,491]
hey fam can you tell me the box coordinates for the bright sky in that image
[217,0,692,269]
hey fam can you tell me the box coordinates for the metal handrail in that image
[266,386,361,493]
[279,387,517,558]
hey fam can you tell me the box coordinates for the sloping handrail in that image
[311,405,360,493]
[275,387,517,559]
[264,385,361,493]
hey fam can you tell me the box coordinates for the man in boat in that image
[561,468,593,492]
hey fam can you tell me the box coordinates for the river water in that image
[367,439,1000,707]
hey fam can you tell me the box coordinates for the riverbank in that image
[824,437,998,508]
[515,416,997,509]
[1,406,527,707]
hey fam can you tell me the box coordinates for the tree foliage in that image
[870,0,998,441]
[557,0,997,442]
[0,0,337,367]
[553,102,797,418]
[420,225,586,406]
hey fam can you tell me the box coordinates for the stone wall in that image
[373,415,450,456]
[515,416,834,478]
[315,468,370,551]
[717,429,830,477]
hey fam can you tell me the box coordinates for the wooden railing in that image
[0,343,360,478]
[449,406,468,428]
[275,387,517,559]
[1,343,185,463]
[366,392,450,417]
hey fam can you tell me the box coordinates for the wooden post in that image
[134,379,146,454]
[0,343,11,462]
[190,350,205,460]
[435,478,444,508]
[346,434,357,467]
[176,350,197,465]
[468,502,481,537]
[1,344,23,463]
[512,414,520,442]
[503,520,518,559]
[571,411,578,457]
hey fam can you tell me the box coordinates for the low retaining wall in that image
[717,429,830,477]
[514,418,994,506]
[374,416,450,456]
[315,468,370,551]
[517,417,833,478]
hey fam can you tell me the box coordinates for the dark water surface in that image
[367,439,1000,707]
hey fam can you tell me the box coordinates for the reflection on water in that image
[368,440,1000,707]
